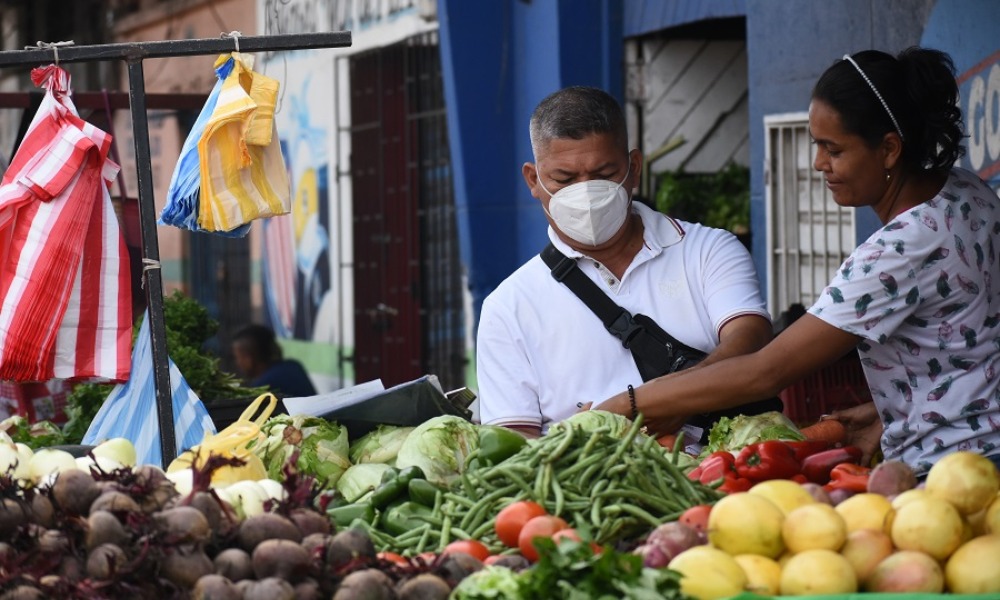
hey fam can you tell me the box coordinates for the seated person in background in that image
[232,324,318,398]
[475,86,775,439]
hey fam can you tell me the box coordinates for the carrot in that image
[799,419,847,445]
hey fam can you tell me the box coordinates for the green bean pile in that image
[359,415,723,555]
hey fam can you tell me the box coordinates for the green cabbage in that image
[395,415,479,486]
[548,410,633,437]
[701,411,805,456]
[348,425,415,466]
[253,414,351,487]
[336,463,393,503]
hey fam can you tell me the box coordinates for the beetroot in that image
[251,538,311,582]
[86,543,127,580]
[333,569,395,600]
[397,573,451,600]
[867,460,918,497]
[89,490,141,515]
[294,579,322,600]
[237,513,302,552]
[154,505,211,545]
[326,528,375,569]
[0,498,27,539]
[52,470,101,515]
[242,577,295,600]
[192,574,240,600]
[289,507,331,537]
[28,494,54,528]
[86,510,130,550]
[213,547,253,582]
[161,545,215,589]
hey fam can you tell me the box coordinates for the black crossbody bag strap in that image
[539,243,695,382]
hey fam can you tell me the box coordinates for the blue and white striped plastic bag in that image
[83,311,217,468]
[159,56,250,238]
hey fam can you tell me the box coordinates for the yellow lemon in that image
[749,479,817,515]
[734,554,782,596]
[782,503,848,553]
[835,493,893,533]
[707,492,786,558]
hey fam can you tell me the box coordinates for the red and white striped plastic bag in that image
[0,65,131,382]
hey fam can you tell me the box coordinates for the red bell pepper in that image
[823,463,872,493]
[783,440,834,463]
[734,441,801,482]
[719,474,752,494]
[688,451,737,485]
[800,446,864,484]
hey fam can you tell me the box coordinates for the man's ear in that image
[627,149,643,192]
[523,162,542,200]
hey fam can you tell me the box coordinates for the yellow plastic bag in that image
[166,392,277,486]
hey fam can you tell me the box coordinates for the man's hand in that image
[827,402,882,466]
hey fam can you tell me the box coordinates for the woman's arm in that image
[596,314,863,435]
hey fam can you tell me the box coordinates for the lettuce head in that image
[349,424,415,466]
[395,415,479,486]
[254,414,351,487]
[702,411,804,456]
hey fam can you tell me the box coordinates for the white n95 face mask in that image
[538,162,632,247]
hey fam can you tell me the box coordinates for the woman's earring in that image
[885,170,891,183]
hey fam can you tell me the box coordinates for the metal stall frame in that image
[0,31,352,466]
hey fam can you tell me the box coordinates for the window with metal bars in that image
[764,113,855,318]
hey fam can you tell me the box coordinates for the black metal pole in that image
[125,55,176,465]
[0,32,352,66]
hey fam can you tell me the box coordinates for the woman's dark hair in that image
[233,324,283,364]
[812,47,965,172]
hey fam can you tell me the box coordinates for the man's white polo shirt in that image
[476,202,768,432]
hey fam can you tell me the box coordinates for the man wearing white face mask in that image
[475,86,774,439]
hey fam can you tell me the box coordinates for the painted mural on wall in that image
[260,51,336,343]
[922,0,1000,189]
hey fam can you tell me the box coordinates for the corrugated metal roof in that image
[623,0,747,37]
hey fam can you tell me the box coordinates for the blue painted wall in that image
[624,0,745,37]
[438,0,624,321]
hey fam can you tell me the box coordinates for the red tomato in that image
[679,504,712,534]
[517,515,569,562]
[550,528,582,545]
[443,540,491,562]
[552,528,603,554]
[483,554,506,566]
[376,551,409,567]
[495,500,548,548]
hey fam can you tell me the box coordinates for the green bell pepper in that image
[478,425,527,466]
[327,502,376,528]
[407,477,443,507]
[370,465,427,509]
[381,500,433,537]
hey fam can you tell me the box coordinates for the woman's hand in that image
[827,401,882,466]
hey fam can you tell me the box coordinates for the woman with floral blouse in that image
[597,47,1000,477]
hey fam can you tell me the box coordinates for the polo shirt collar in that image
[546,201,686,259]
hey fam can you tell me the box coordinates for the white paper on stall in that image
[282,379,385,417]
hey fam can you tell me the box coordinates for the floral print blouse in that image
[810,168,1000,475]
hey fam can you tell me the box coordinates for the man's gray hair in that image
[529,86,628,158]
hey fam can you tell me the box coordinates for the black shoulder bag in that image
[540,243,782,442]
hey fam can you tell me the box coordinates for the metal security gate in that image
[350,32,464,391]
[764,113,855,317]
